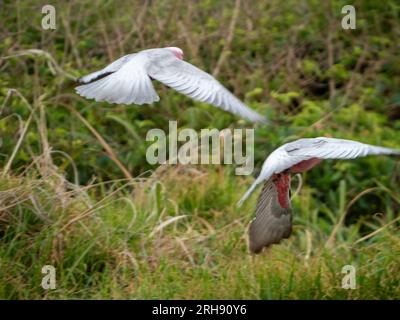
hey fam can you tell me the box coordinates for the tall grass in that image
[0,0,399,299]
[0,162,399,299]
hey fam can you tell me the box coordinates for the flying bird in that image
[238,137,400,254]
[75,47,266,123]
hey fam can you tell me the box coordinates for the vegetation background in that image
[0,0,399,299]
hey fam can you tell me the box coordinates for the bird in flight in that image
[238,137,400,254]
[75,47,266,123]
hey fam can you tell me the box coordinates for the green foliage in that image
[0,0,399,299]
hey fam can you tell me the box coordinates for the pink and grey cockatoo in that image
[75,47,266,123]
[238,137,400,254]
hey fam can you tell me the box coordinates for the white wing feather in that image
[238,137,400,205]
[78,54,135,84]
[146,51,266,123]
[287,137,400,159]
[76,53,159,105]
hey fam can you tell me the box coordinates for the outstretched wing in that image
[286,137,400,159]
[238,137,400,206]
[75,53,160,105]
[248,175,292,254]
[147,50,267,123]
[75,48,266,122]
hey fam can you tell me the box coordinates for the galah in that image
[238,137,400,254]
[75,47,266,123]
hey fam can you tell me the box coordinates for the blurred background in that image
[0,0,399,299]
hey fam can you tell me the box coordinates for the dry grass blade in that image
[65,105,133,181]
[59,180,137,232]
[325,187,379,248]
[354,215,400,244]
[2,91,38,176]
[212,0,241,77]
[1,49,77,81]
[149,215,187,238]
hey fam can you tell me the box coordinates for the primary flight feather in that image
[76,47,266,123]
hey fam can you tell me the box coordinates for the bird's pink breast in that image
[272,158,321,209]
[273,173,291,209]
[289,158,322,173]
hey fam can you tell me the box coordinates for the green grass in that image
[0,165,399,299]
[1,0,400,299]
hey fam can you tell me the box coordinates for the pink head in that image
[167,47,184,60]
